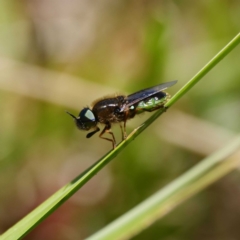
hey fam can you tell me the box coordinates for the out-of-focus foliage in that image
[0,1,240,239]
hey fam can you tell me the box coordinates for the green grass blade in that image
[166,32,240,108]
[86,136,240,240]
[1,33,239,240]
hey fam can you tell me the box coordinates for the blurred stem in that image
[1,33,240,240]
[166,32,240,108]
[86,136,240,240]
[126,32,240,138]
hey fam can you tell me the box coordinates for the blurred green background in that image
[0,1,240,239]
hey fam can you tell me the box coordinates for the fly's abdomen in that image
[134,92,169,114]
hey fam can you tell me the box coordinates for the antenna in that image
[66,111,77,119]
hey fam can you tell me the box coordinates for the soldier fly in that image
[67,80,177,149]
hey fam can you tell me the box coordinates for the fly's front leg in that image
[86,127,100,138]
[99,122,116,149]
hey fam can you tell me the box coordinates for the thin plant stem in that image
[86,137,240,240]
[1,33,240,240]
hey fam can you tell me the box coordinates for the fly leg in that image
[120,111,128,140]
[119,123,124,140]
[99,122,116,149]
[86,127,100,138]
[119,122,127,140]
[123,120,127,139]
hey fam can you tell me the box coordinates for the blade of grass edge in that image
[166,32,240,108]
[1,32,239,240]
[86,136,240,240]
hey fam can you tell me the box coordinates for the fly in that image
[67,80,177,149]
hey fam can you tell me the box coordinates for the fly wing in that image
[120,80,177,112]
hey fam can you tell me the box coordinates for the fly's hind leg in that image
[99,122,116,149]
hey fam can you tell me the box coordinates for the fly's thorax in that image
[75,108,97,130]
[91,95,126,123]
[91,94,125,107]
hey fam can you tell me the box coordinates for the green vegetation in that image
[0,1,240,239]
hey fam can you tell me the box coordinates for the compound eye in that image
[78,108,96,130]
[80,108,95,122]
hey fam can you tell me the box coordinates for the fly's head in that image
[66,108,97,131]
